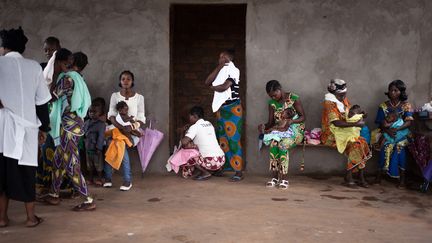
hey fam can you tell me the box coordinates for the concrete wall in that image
[1,0,431,175]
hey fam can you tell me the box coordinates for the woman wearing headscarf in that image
[321,79,371,188]
[0,27,51,227]
[43,48,95,211]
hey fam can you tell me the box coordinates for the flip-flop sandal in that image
[266,178,279,188]
[0,219,9,228]
[357,181,370,188]
[278,180,289,190]
[229,175,243,182]
[44,196,60,205]
[72,202,96,212]
[341,181,358,189]
[397,184,407,189]
[212,170,224,177]
[96,181,104,187]
[193,174,211,181]
[26,216,43,228]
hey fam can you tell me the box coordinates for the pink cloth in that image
[305,128,322,145]
[169,148,201,173]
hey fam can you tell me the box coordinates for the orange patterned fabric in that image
[321,98,351,146]
[321,98,371,172]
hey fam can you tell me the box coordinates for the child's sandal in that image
[278,180,289,190]
[266,178,279,188]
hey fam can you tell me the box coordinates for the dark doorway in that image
[170,4,247,158]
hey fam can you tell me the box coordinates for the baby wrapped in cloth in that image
[330,105,364,153]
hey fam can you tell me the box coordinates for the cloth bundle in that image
[305,128,321,145]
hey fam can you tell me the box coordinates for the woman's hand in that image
[183,124,191,132]
[257,124,266,133]
[286,119,293,127]
[355,120,365,127]
[120,125,132,134]
[38,130,47,145]
[384,128,397,138]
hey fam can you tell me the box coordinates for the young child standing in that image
[83,100,106,186]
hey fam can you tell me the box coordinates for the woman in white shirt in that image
[104,70,145,191]
[181,106,225,180]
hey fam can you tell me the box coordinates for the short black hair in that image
[55,48,72,61]
[0,26,28,54]
[92,97,106,113]
[44,36,60,47]
[385,79,408,102]
[118,70,135,87]
[72,52,88,71]
[223,49,235,61]
[266,80,282,93]
[190,106,204,119]
[116,101,128,111]
[351,104,361,110]
[90,103,103,114]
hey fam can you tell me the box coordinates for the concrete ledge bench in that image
[253,143,379,176]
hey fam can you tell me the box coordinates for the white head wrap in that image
[328,79,347,93]
[43,50,56,86]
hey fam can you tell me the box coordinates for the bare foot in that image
[26,215,43,227]
[0,217,9,227]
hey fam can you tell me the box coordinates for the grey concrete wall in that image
[246,0,432,174]
[1,0,431,175]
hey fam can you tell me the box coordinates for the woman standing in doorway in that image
[205,49,244,182]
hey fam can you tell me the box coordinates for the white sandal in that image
[279,180,289,190]
[266,178,279,187]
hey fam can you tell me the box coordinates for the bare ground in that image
[1,174,431,243]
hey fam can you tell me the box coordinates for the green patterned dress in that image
[268,93,305,175]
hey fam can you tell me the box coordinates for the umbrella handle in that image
[147,118,157,129]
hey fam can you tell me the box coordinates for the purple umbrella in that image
[137,120,164,173]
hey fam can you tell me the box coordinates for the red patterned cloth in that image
[408,134,430,168]
[181,156,225,178]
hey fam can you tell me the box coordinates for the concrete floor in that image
[1,173,431,243]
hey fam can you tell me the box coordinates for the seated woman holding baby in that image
[258,80,306,190]
[374,80,413,188]
[321,79,371,188]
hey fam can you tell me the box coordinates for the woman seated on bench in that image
[258,80,306,190]
[321,79,372,188]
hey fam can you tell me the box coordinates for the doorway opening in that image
[170,4,247,168]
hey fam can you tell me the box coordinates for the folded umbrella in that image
[137,120,164,173]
